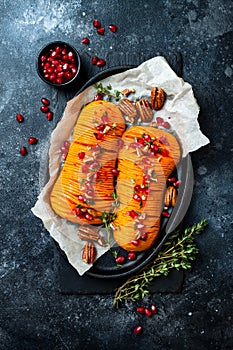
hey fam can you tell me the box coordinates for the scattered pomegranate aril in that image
[160,148,169,157]
[174,180,181,187]
[64,141,70,149]
[46,111,53,121]
[168,176,176,183]
[16,113,24,123]
[136,306,145,315]
[41,97,50,106]
[97,27,105,35]
[162,211,170,218]
[131,239,139,246]
[94,93,103,101]
[78,194,86,203]
[115,256,125,264]
[127,210,138,219]
[78,152,85,160]
[75,207,83,217]
[111,168,119,176]
[93,19,101,28]
[145,308,152,317]
[20,146,27,156]
[96,58,106,67]
[140,232,148,240]
[40,105,49,113]
[162,121,171,129]
[156,117,164,125]
[108,24,117,33]
[28,137,38,145]
[128,252,136,261]
[143,134,151,142]
[85,213,94,221]
[81,37,90,45]
[134,325,143,335]
[92,56,99,65]
[95,131,104,140]
[133,193,141,202]
[151,304,157,314]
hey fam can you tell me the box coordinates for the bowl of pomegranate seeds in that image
[37,41,81,87]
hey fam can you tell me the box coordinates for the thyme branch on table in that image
[113,219,208,307]
[94,83,122,101]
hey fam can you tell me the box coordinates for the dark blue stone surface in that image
[0,1,232,349]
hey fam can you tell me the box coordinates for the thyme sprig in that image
[113,219,207,307]
[99,210,117,244]
[94,83,122,102]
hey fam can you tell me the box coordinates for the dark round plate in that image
[69,66,194,279]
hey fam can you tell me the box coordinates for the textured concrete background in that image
[0,0,232,349]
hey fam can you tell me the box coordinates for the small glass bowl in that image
[36,41,81,87]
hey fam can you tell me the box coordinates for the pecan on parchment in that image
[82,242,97,264]
[78,225,107,247]
[150,86,166,110]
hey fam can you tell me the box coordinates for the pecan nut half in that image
[118,98,137,123]
[82,242,97,264]
[164,186,177,207]
[78,225,107,247]
[135,98,153,122]
[150,86,165,110]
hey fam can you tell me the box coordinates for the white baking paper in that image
[32,56,210,275]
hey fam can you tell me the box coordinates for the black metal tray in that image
[55,66,194,279]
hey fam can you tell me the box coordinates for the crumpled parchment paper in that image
[31,56,210,275]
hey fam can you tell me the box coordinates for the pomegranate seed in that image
[78,195,86,203]
[28,137,37,145]
[40,105,49,113]
[162,121,171,129]
[115,256,125,264]
[78,152,85,160]
[168,176,176,183]
[111,168,119,176]
[101,114,109,124]
[143,134,151,142]
[128,252,136,261]
[108,24,117,33]
[151,304,157,314]
[92,56,99,65]
[16,113,24,123]
[133,193,141,202]
[95,131,104,140]
[75,207,83,217]
[81,37,90,44]
[97,27,105,35]
[19,146,27,156]
[93,19,101,28]
[64,141,70,149]
[137,137,145,145]
[150,144,159,152]
[96,124,105,131]
[134,185,142,193]
[94,93,103,101]
[162,211,170,218]
[145,308,152,317]
[85,213,94,221]
[174,180,181,187]
[131,239,139,246]
[160,148,169,157]
[96,58,106,67]
[156,117,164,125]
[85,182,93,190]
[126,210,138,219]
[136,306,145,315]
[41,97,50,106]
[82,164,89,173]
[140,232,148,240]
[41,55,47,62]
[46,111,53,121]
[134,325,143,335]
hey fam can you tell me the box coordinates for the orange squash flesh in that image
[50,100,125,224]
[113,126,181,252]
